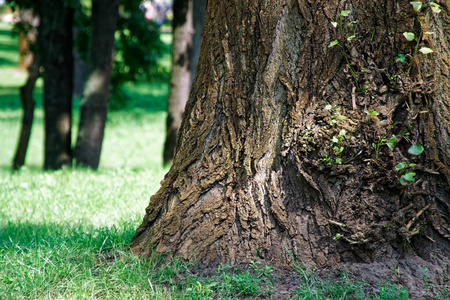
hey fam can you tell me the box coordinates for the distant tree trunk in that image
[162,0,194,165]
[40,0,74,170]
[73,0,119,169]
[132,0,450,291]
[16,9,38,70]
[189,0,206,84]
[12,52,42,170]
[12,9,41,171]
[72,0,87,98]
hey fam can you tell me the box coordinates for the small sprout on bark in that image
[364,109,379,116]
[386,135,396,150]
[430,2,441,13]
[395,54,406,63]
[403,32,415,41]
[329,40,339,48]
[333,233,342,240]
[408,144,424,155]
[410,1,422,11]
[419,47,433,54]
[400,172,416,185]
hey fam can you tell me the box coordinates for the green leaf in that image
[329,40,339,48]
[403,172,416,181]
[395,54,406,63]
[403,32,415,41]
[408,144,424,155]
[339,129,347,136]
[386,136,396,150]
[335,158,343,164]
[410,1,423,11]
[395,162,407,171]
[347,35,356,41]
[430,2,441,13]
[325,104,333,110]
[332,137,339,143]
[331,21,338,28]
[419,47,433,54]
[399,177,408,185]
[340,10,351,17]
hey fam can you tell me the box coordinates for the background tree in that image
[9,1,41,170]
[163,0,205,165]
[162,0,194,165]
[40,0,74,170]
[131,0,450,288]
[73,0,119,168]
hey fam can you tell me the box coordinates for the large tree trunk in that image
[132,0,450,291]
[40,0,74,170]
[162,0,194,165]
[73,0,119,169]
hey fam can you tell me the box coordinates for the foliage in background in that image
[75,0,168,110]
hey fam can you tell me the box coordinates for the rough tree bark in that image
[40,0,74,170]
[73,0,119,169]
[163,0,194,165]
[132,0,450,292]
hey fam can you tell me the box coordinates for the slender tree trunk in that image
[40,0,74,170]
[132,0,450,291]
[162,0,194,165]
[12,10,40,171]
[189,0,206,85]
[73,0,119,169]
[12,52,42,170]
[16,9,37,70]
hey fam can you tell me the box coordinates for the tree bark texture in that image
[73,0,119,169]
[132,0,450,287]
[163,0,194,165]
[12,51,42,170]
[40,0,74,170]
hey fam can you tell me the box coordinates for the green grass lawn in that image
[1,19,445,300]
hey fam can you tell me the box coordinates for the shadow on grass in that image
[0,220,136,252]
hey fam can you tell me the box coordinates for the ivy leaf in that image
[419,47,433,54]
[386,136,396,150]
[430,2,441,13]
[408,144,424,155]
[410,1,423,11]
[395,162,407,171]
[328,40,339,48]
[403,172,416,181]
[400,172,416,185]
[403,32,415,41]
[395,54,406,63]
[340,10,351,17]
